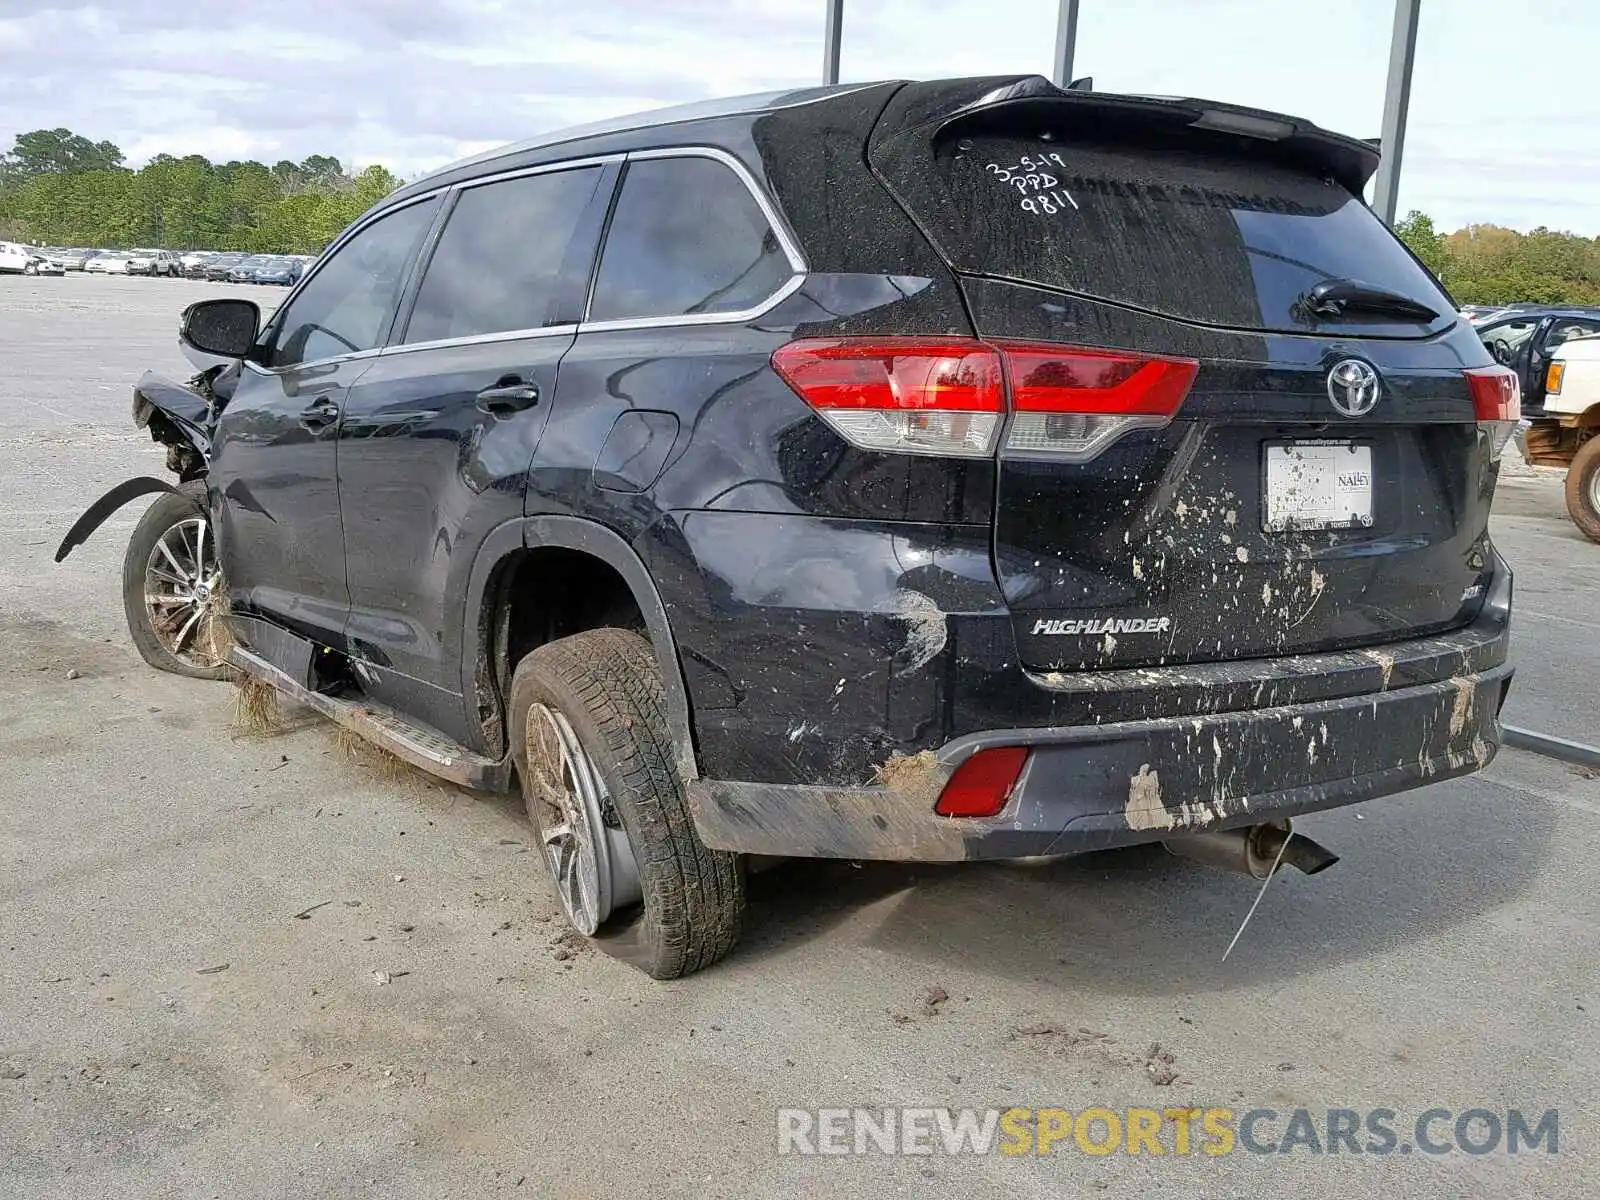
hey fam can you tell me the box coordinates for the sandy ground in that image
[2,275,1597,1198]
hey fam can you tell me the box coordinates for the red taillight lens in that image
[998,342,1199,462]
[934,746,1030,818]
[1464,364,1521,460]
[770,338,1004,458]
[772,338,1199,462]
[1464,364,1521,422]
[1001,343,1199,416]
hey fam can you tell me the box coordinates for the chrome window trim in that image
[578,274,808,334]
[450,154,620,193]
[381,323,579,358]
[242,346,386,377]
[578,146,809,334]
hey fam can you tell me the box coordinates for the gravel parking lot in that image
[3,274,1597,1198]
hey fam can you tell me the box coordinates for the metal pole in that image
[823,0,843,86]
[1051,0,1080,88]
[1371,0,1421,226]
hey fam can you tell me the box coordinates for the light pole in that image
[1371,0,1422,226]
[823,0,843,85]
[1052,0,1080,88]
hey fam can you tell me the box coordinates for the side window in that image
[1544,320,1600,352]
[404,167,603,344]
[588,156,793,323]
[262,198,438,368]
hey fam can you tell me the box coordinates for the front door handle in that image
[300,397,341,429]
[476,377,540,416]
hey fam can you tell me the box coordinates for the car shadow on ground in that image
[733,773,1558,994]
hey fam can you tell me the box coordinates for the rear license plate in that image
[1263,441,1374,532]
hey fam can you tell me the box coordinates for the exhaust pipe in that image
[1165,820,1338,878]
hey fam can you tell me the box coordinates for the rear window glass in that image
[883,137,1452,332]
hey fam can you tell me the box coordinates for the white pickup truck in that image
[1524,334,1600,542]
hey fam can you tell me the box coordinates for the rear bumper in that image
[687,662,1513,861]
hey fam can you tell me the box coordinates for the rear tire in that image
[508,628,743,979]
[121,488,233,680]
[1565,435,1600,544]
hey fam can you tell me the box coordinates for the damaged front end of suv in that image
[54,301,253,679]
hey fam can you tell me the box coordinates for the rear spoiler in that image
[874,75,1381,194]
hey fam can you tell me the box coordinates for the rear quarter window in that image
[879,135,1453,333]
[588,155,794,323]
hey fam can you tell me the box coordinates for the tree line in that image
[3,128,1597,303]
[0,128,402,254]
[1394,211,1598,307]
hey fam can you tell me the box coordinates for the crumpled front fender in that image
[54,477,180,563]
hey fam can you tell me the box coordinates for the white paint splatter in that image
[1448,677,1475,738]
[1125,764,1172,831]
[886,589,947,677]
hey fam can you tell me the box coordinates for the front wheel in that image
[23,261,37,276]
[1565,435,1600,544]
[508,628,744,979]
[121,489,233,679]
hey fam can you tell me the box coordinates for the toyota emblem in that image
[1326,358,1381,418]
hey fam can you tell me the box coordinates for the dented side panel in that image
[639,511,1008,787]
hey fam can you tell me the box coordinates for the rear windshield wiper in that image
[1304,278,1439,322]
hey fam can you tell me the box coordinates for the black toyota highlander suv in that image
[63,76,1518,977]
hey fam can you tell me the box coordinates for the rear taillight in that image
[771,338,1198,462]
[1464,364,1521,460]
[768,338,1003,458]
[934,746,1030,818]
[999,342,1198,462]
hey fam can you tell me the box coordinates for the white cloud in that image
[1,0,1595,232]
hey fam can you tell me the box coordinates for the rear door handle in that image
[300,397,341,429]
[476,378,540,415]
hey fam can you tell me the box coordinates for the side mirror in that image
[180,298,260,358]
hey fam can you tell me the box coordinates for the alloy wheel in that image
[143,516,225,670]
[523,702,642,935]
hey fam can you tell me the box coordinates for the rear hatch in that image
[869,79,1509,672]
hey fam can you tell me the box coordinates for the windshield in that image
[1478,315,1538,358]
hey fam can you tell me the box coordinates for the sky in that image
[0,0,1595,234]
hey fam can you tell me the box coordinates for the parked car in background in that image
[227,254,273,283]
[0,241,40,274]
[1477,306,1600,413]
[1522,333,1600,542]
[123,248,179,276]
[248,256,304,286]
[179,251,214,277]
[82,250,112,273]
[53,248,95,271]
[203,253,247,281]
[29,249,66,275]
[90,251,134,274]
[1459,304,1505,324]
